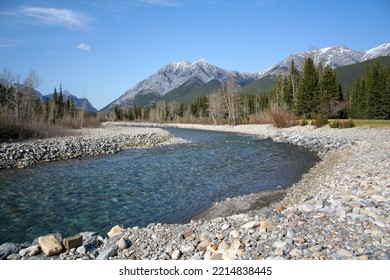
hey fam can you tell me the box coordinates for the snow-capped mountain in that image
[362,42,390,61]
[103,59,256,110]
[258,42,390,79]
[44,90,97,113]
[103,42,390,110]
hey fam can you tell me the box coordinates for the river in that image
[0,128,319,244]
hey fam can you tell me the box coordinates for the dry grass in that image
[0,106,79,141]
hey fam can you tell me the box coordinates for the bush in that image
[266,108,298,128]
[301,118,308,126]
[329,119,356,129]
[329,120,340,128]
[340,119,356,128]
[313,114,328,128]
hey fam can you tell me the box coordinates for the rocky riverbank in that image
[0,123,186,169]
[0,124,389,260]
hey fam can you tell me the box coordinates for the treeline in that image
[0,69,97,140]
[113,58,390,124]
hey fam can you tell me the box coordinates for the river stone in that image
[180,244,195,254]
[76,246,86,255]
[298,203,315,212]
[241,221,260,231]
[171,250,181,260]
[7,253,22,260]
[221,224,230,231]
[0,243,22,260]
[63,234,83,251]
[229,230,240,239]
[38,234,63,256]
[96,241,118,260]
[80,232,103,249]
[117,237,132,250]
[218,241,230,252]
[19,245,40,257]
[273,241,287,249]
[198,240,210,251]
[337,249,353,259]
[181,229,194,239]
[259,221,277,232]
[107,225,124,237]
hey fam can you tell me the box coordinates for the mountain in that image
[103,42,390,109]
[241,42,390,95]
[102,59,256,110]
[44,90,97,113]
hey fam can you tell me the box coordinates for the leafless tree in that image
[221,79,239,125]
[207,91,225,125]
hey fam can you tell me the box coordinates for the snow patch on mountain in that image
[257,42,390,79]
[106,59,255,110]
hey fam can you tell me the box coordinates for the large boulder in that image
[38,234,63,256]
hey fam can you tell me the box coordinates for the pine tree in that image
[57,84,64,119]
[381,66,390,119]
[366,60,384,119]
[319,65,342,116]
[294,57,319,117]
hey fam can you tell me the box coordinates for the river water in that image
[0,128,319,244]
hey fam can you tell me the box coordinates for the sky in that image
[0,0,389,110]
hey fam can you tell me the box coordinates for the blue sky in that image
[1,0,389,110]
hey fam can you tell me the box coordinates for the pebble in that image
[171,250,181,260]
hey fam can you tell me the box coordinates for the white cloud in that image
[76,43,91,51]
[139,0,179,7]
[21,7,89,29]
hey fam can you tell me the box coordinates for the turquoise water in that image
[0,128,319,244]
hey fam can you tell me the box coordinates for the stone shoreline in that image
[0,123,186,169]
[0,123,389,260]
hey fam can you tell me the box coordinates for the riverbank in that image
[0,124,389,260]
[0,123,186,169]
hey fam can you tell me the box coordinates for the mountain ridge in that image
[103,42,390,110]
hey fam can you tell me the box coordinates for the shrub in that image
[329,120,340,128]
[266,107,298,128]
[340,119,356,128]
[313,114,328,128]
[301,118,308,126]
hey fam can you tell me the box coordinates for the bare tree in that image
[207,91,225,125]
[221,79,239,125]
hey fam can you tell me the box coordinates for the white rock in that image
[19,245,40,257]
[171,249,181,260]
[241,221,260,231]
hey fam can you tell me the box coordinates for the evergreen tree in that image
[319,65,342,116]
[381,66,390,119]
[57,84,64,119]
[294,57,319,117]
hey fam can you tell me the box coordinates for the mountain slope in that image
[242,42,390,95]
[44,90,97,113]
[335,56,390,93]
[102,59,256,110]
